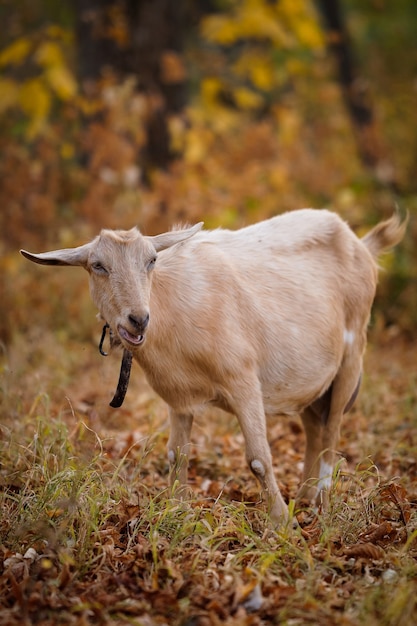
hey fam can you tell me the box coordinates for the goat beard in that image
[110,348,133,408]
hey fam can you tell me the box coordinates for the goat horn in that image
[109,349,133,408]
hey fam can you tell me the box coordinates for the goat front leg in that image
[231,379,290,528]
[167,408,193,497]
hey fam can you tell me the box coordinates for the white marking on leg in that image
[168,450,175,465]
[343,329,355,345]
[317,459,333,492]
[251,459,266,477]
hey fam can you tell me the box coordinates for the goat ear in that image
[20,242,93,267]
[147,222,203,252]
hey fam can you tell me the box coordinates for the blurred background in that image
[1,0,416,350]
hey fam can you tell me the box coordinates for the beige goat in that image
[21,209,406,526]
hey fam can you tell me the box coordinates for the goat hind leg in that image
[296,356,362,509]
[318,356,362,508]
[296,406,324,505]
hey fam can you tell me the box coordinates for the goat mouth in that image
[118,325,145,346]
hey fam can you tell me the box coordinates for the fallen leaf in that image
[343,543,386,560]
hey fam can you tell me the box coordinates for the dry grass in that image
[1,328,416,625]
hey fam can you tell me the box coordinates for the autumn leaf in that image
[0,37,31,66]
[201,0,287,46]
[233,51,275,90]
[380,483,411,524]
[359,521,397,545]
[45,65,77,100]
[0,78,19,113]
[277,0,324,50]
[35,40,65,67]
[35,40,77,100]
[18,78,51,138]
[249,57,275,90]
[344,543,386,560]
[233,86,264,110]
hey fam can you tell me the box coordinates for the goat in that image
[21,209,407,526]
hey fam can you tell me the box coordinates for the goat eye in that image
[91,261,108,275]
[147,256,157,271]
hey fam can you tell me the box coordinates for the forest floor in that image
[0,330,416,625]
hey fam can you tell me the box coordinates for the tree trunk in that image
[317,0,398,189]
[74,0,126,82]
[74,0,187,173]
[125,0,187,171]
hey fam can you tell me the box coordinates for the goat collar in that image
[99,323,110,356]
[99,322,133,408]
[109,349,133,408]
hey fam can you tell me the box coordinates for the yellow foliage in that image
[35,41,77,100]
[268,165,289,191]
[201,0,287,46]
[184,127,207,164]
[286,57,309,76]
[233,52,275,90]
[0,28,77,136]
[377,250,396,272]
[199,0,325,115]
[239,0,287,44]
[294,17,324,50]
[275,107,301,146]
[46,65,77,100]
[233,86,263,110]
[0,78,19,113]
[201,77,222,105]
[76,94,103,117]
[19,79,51,138]
[35,41,65,67]
[0,37,31,67]
[202,0,323,51]
[46,25,70,41]
[60,142,75,160]
[277,0,324,50]
[168,115,187,153]
[250,59,275,91]
[201,14,235,46]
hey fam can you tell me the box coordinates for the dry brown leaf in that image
[359,520,397,545]
[343,543,386,560]
[379,483,411,524]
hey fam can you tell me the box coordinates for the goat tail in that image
[362,211,408,258]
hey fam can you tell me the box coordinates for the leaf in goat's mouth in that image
[118,325,144,346]
[110,349,133,408]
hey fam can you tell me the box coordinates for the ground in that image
[0,330,416,625]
